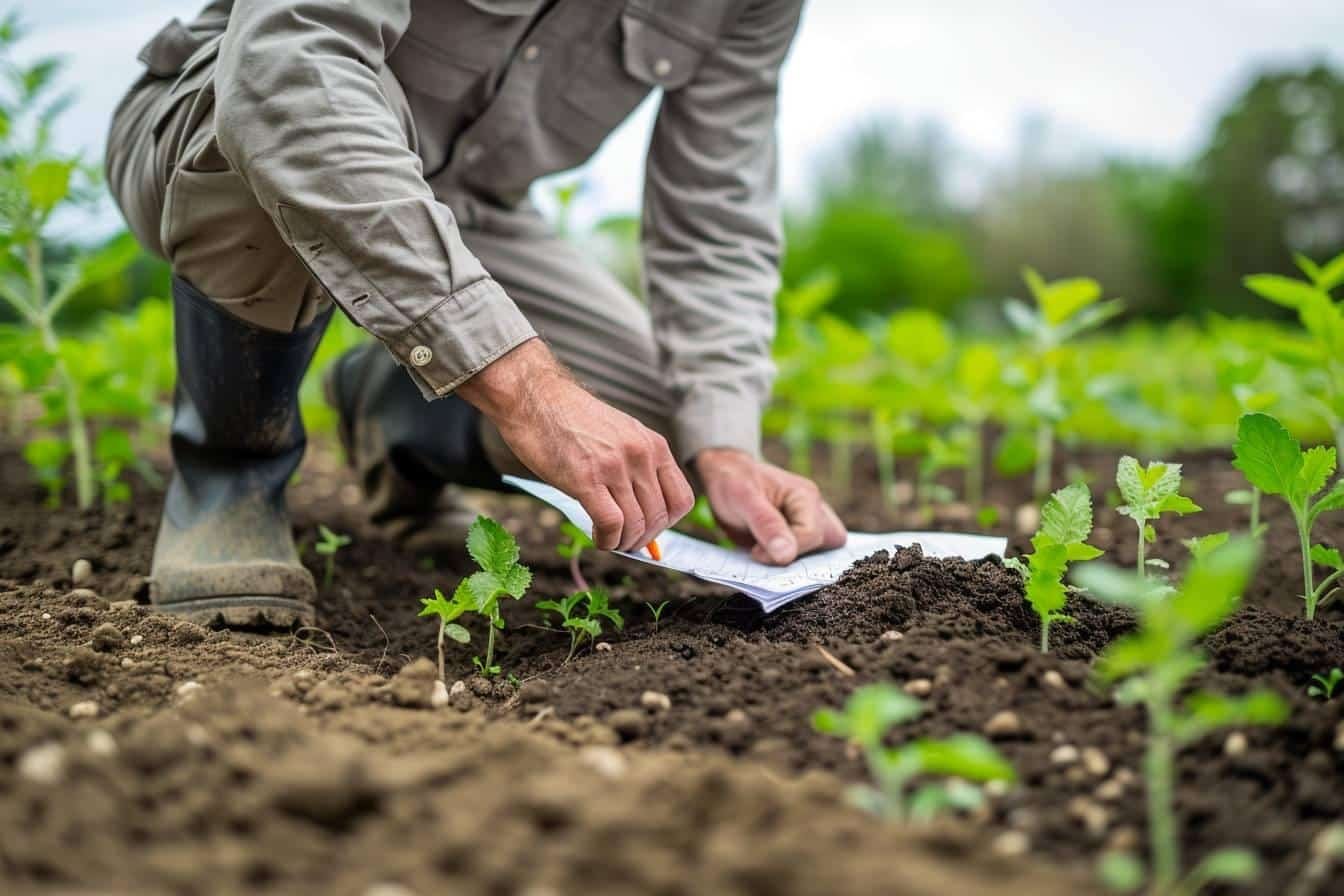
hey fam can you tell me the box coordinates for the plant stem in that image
[1136,521,1146,577]
[483,623,497,674]
[1033,421,1054,501]
[564,633,579,665]
[435,620,446,683]
[323,555,335,590]
[569,553,589,592]
[1039,619,1050,654]
[1299,514,1316,621]
[1146,697,1179,893]
[1249,487,1261,535]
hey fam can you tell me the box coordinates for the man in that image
[106,0,846,627]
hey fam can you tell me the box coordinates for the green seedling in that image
[419,516,531,680]
[1116,456,1201,576]
[1182,532,1229,562]
[1077,538,1289,895]
[1308,668,1342,701]
[812,683,1016,823]
[1216,353,1276,539]
[537,588,624,663]
[1005,268,1124,500]
[645,600,670,632]
[314,525,352,589]
[1006,482,1104,652]
[1232,413,1344,620]
[555,520,593,591]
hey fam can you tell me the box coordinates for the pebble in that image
[363,884,418,896]
[608,708,648,741]
[1311,823,1344,859]
[120,658,134,669]
[430,679,449,709]
[1107,827,1141,852]
[86,729,117,757]
[1224,732,1248,757]
[185,723,210,746]
[90,623,125,652]
[578,745,627,780]
[991,830,1031,858]
[109,600,138,611]
[1067,796,1111,836]
[68,700,100,719]
[129,634,144,646]
[984,779,1011,798]
[71,558,93,585]
[175,681,203,699]
[1095,778,1125,802]
[1050,744,1080,765]
[17,742,66,784]
[518,679,551,704]
[41,613,51,621]
[594,642,612,653]
[903,678,933,697]
[1041,670,1066,690]
[879,630,904,642]
[983,710,1021,738]
[640,690,671,712]
[1081,747,1111,777]
[448,680,473,712]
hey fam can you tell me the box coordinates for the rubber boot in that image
[323,341,502,554]
[150,276,331,627]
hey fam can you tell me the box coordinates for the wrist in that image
[693,446,754,480]
[456,337,560,422]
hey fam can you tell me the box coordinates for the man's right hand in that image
[458,338,694,552]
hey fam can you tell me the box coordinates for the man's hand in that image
[695,448,846,565]
[458,339,694,552]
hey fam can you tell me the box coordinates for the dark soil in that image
[2,439,1342,895]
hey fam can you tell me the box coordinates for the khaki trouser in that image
[106,63,674,472]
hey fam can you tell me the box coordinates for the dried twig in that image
[814,644,855,677]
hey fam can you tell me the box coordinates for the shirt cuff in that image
[383,277,537,399]
[673,387,765,465]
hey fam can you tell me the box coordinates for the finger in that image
[656,458,695,528]
[608,481,646,553]
[584,487,625,551]
[780,486,825,555]
[738,488,797,565]
[629,454,668,550]
[820,501,848,549]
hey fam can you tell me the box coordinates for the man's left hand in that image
[694,448,847,565]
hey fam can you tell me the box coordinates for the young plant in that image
[314,524,352,589]
[537,588,624,663]
[1232,413,1344,620]
[1116,457,1201,576]
[1004,268,1124,500]
[1308,668,1342,701]
[1077,539,1289,895]
[1006,482,1104,652]
[645,600,670,632]
[418,516,531,679]
[812,683,1016,823]
[555,520,593,591]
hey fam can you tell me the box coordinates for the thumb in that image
[739,489,797,564]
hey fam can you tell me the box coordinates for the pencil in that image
[646,540,662,561]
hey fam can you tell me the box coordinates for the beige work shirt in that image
[143,0,802,461]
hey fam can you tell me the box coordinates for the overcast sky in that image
[15,0,1344,235]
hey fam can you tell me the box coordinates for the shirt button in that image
[653,58,672,78]
[410,345,433,367]
[522,44,540,61]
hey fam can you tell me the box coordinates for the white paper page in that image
[504,476,1007,611]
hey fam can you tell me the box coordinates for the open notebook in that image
[504,476,1008,612]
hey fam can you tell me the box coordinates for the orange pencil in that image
[646,540,662,561]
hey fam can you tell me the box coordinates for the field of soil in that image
[2,438,1342,895]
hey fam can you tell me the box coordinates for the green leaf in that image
[1187,848,1261,886]
[23,436,69,471]
[93,427,135,464]
[1156,494,1201,515]
[498,564,532,599]
[1025,543,1069,618]
[1115,456,1145,509]
[1168,536,1258,638]
[1311,480,1344,520]
[1243,273,1324,309]
[812,683,923,750]
[1041,482,1094,546]
[1316,252,1344,293]
[1174,690,1289,742]
[1232,413,1303,497]
[1297,446,1337,498]
[1183,532,1230,561]
[1066,543,1105,561]
[1311,544,1344,570]
[904,734,1016,783]
[443,623,471,644]
[466,516,520,575]
[1097,852,1145,893]
[23,159,74,212]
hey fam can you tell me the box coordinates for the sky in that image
[14,0,1344,235]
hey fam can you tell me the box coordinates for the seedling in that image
[812,683,1016,822]
[1182,532,1229,562]
[645,600,670,632]
[1308,668,1342,701]
[537,589,624,663]
[1077,539,1288,895]
[555,521,593,591]
[1116,457,1201,576]
[1232,413,1344,620]
[313,525,352,589]
[1004,268,1124,499]
[418,516,531,680]
[1006,482,1104,652]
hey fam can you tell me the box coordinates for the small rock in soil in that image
[86,729,117,757]
[71,558,93,584]
[1081,747,1110,777]
[879,630,903,642]
[1106,827,1140,852]
[903,678,933,697]
[67,588,105,606]
[983,710,1021,739]
[17,742,66,784]
[594,642,612,652]
[608,708,648,741]
[1095,778,1125,802]
[363,884,418,896]
[578,745,627,780]
[518,679,550,704]
[1041,670,1066,690]
[129,634,143,646]
[430,679,450,709]
[1050,744,1080,765]
[640,690,671,712]
[90,622,125,652]
[1311,823,1344,858]
[120,657,134,669]
[68,700,99,719]
[175,681,203,700]
[1067,796,1111,837]
[109,600,137,611]
[448,680,473,712]
[1224,732,1248,757]
[991,830,1031,858]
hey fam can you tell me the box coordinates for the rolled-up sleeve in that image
[214,0,535,397]
[642,0,802,462]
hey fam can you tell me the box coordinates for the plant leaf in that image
[443,623,471,644]
[1311,544,1344,570]
[1232,413,1302,497]
[1243,273,1324,309]
[466,516,520,575]
[1297,446,1337,498]
[1040,482,1094,546]
[1156,494,1201,515]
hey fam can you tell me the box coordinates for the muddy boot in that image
[150,277,331,627]
[323,341,502,554]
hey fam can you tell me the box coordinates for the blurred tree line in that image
[782,62,1344,323]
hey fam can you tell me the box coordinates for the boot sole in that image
[154,594,316,629]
